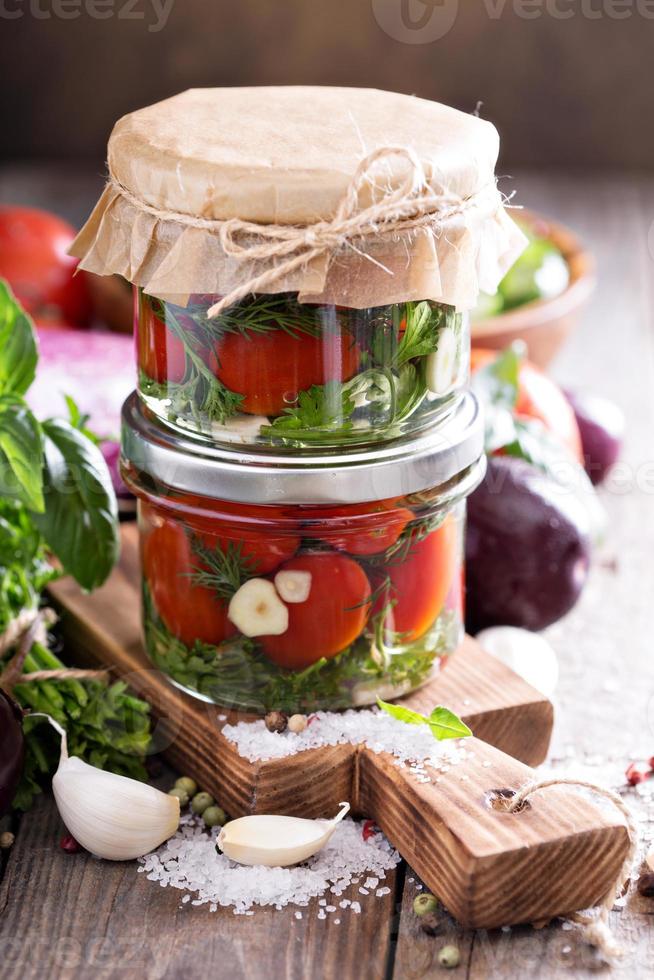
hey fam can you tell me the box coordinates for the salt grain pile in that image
[222,707,467,774]
[139,816,399,916]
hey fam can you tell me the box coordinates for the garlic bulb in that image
[475,626,559,697]
[218,801,350,867]
[51,718,179,861]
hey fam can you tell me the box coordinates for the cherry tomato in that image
[209,329,360,416]
[470,347,582,462]
[303,501,413,556]
[160,494,301,576]
[0,206,92,325]
[260,553,372,669]
[136,295,187,385]
[373,517,458,642]
[142,516,234,648]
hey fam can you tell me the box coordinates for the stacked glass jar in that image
[72,86,525,713]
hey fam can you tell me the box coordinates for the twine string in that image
[107,145,499,318]
[508,777,638,960]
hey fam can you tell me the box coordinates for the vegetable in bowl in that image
[474,217,570,320]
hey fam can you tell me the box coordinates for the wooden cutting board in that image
[47,524,629,930]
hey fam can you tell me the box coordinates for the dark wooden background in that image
[1,0,653,170]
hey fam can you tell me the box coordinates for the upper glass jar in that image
[121,391,485,714]
[136,289,469,448]
[71,86,526,449]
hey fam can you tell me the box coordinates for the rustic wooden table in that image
[0,167,652,979]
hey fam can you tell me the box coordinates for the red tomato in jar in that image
[0,207,92,325]
[136,295,187,385]
[167,494,301,576]
[373,517,458,642]
[209,329,360,416]
[260,552,372,669]
[143,519,235,647]
[470,347,582,462]
[303,501,413,556]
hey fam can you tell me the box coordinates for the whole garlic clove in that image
[475,626,559,698]
[274,570,312,604]
[425,326,458,395]
[50,716,179,861]
[217,801,350,868]
[228,579,289,637]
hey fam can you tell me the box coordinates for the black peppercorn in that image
[265,711,288,733]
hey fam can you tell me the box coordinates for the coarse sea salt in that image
[139,815,400,916]
[222,708,464,775]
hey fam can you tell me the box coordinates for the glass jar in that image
[136,289,469,450]
[121,391,485,714]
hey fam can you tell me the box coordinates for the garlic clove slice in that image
[228,578,289,637]
[425,326,458,395]
[217,801,350,867]
[274,569,312,603]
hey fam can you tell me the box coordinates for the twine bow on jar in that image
[109,145,501,318]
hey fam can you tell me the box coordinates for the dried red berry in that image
[60,834,82,853]
[362,819,378,841]
[626,763,650,786]
[648,757,654,772]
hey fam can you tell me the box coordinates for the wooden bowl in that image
[471,211,596,369]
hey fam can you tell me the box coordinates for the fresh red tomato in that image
[209,329,360,416]
[0,206,92,325]
[165,494,301,576]
[136,294,187,384]
[142,516,235,648]
[303,500,413,556]
[373,517,458,642]
[470,347,582,462]
[260,552,372,669]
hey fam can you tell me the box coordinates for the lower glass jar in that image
[121,391,485,714]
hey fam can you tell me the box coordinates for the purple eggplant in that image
[0,688,25,816]
[565,390,624,486]
[465,456,591,633]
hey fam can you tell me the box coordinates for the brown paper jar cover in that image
[71,86,526,310]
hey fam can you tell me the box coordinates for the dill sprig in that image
[188,535,258,600]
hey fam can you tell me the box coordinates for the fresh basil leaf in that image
[0,279,38,396]
[0,395,44,511]
[32,418,119,590]
[377,698,472,741]
[427,706,473,741]
[376,698,427,726]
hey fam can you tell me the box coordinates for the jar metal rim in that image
[121,391,485,506]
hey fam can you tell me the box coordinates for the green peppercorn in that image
[191,791,214,815]
[174,776,198,798]
[203,805,227,828]
[168,787,189,807]
[413,892,438,917]
[437,945,460,969]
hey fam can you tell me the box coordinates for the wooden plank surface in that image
[1,168,653,978]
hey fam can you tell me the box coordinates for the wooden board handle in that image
[358,737,630,930]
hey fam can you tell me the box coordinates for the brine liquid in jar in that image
[135,489,465,713]
[136,290,469,450]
